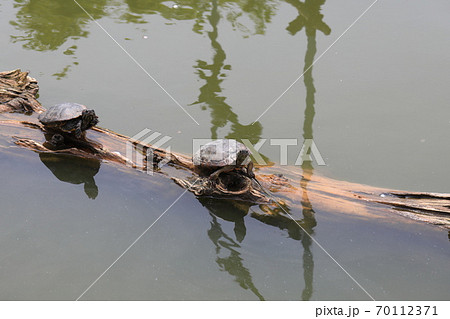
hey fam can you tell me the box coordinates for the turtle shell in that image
[38,103,87,124]
[193,139,250,168]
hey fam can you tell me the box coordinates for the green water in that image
[1,0,449,300]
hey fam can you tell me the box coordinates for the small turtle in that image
[193,139,255,180]
[38,102,98,138]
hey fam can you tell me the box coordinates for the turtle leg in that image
[210,165,235,181]
[74,121,83,139]
[246,162,255,179]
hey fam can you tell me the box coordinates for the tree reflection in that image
[10,0,108,79]
[250,0,330,300]
[10,0,107,51]
[122,0,276,35]
[285,0,330,36]
[10,0,276,79]
[285,0,330,300]
[11,0,332,299]
[123,0,198,23]
[190,0,263,143]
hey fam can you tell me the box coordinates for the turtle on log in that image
[2,69,450,230]
[38,103,98,143]
[193,139,255,180]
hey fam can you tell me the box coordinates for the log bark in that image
[0,69,44,113]
[1,69,449,231]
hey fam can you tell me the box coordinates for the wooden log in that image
[1,69,449,230]
[1,117,449,230]
[0,69,44,113]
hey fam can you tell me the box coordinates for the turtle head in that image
[236,149,251,166]
[236,149,256,179]
[81,109,99,130]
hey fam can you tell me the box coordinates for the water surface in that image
[0,0,449,300]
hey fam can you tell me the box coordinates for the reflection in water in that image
[199,198,249,242]
[191,0,263,143]
[10,0,108,78]
[285,0,331,36]
[201,198,265,300]
[11,0,276,79]
[285,0,330,300]
[124,0,198,23]
[12,0,332,299]
[191,0,330,300]
[253,200,302,240]
[124,0,275,35]
[39,153,101,199]
[11,0,103,51]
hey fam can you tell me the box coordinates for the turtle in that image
[38,102,98,139]
[193,139,255,180]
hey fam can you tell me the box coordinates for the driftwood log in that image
[0,69,44,114]
[1,69,450,231]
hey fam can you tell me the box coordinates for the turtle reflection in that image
[39,153,101,199]
[199,198,249,242]
[200,198,265,300]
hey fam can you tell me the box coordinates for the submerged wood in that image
[1,69,449,230]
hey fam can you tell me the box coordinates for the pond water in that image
[0,0,449,300]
